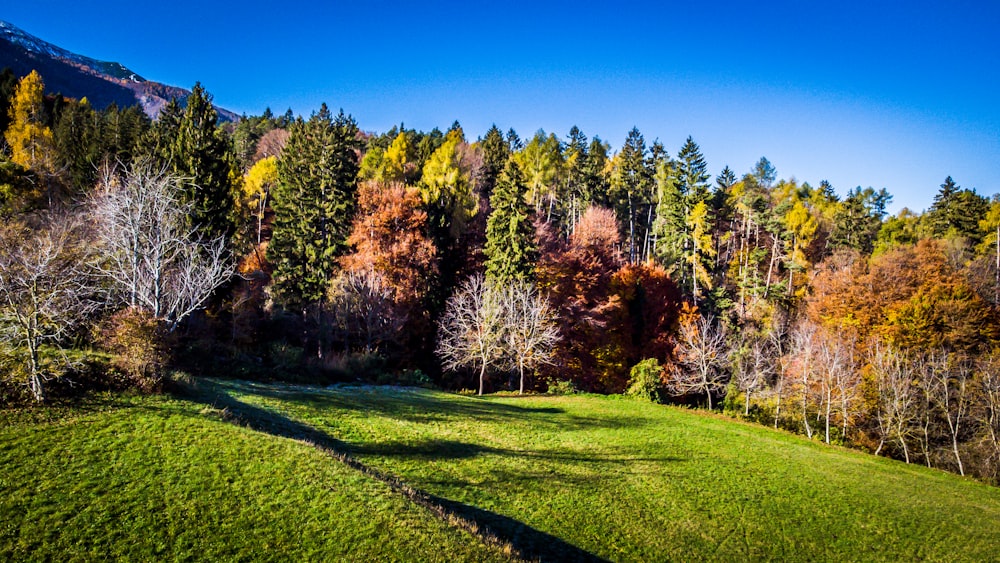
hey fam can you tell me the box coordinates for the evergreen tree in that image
[583,137,610,208]
[610,127,653,263]
[563,126,590,231]
[716,166,737,191]
[100,103,149,165]
[929,176,988,244]
[478,124,510,199]
[173,83,236,241]
[830,186,891,255]
[268,104,360,355]
[485,159,537,282]
[0,67,18,145]
[53,97,99,194]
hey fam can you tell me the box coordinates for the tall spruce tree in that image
[269,104,360,356]
[173,83,236,241]
[610,127,653,263]
[478,124,510,199]
[485,159,537,282]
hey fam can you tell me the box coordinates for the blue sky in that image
[4,1,998,212]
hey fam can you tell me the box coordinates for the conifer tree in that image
[269,104,360,356]
[485,159,537,282]
[478,124,510,199]
[173,83,236,241]
[53,97,99,194]
[610,127,653,263]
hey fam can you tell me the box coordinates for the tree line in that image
[3,69,1000,484]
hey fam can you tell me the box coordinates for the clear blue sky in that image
[5,1,999,212]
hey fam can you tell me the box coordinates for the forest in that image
[3,68,1000,485]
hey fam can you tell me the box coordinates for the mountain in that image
[0,20,239,122]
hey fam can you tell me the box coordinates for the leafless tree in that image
[927,352,972,476]
[89,160,234,330]
[815,329,859,444]
[974,353,1000,479]
[869,339,917,463]
[501,280,560,395]
[731,334,774,416]
[436,275,505,395]
[789,320,818,439]
[0,213,95,401]
[665,315,730,409]
[328,270,403,354]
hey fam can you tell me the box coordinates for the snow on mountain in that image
[0,19,238,122]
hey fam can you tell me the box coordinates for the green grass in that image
[0,393,509,562]
[5,381,1000,562]
[211,380,1000,562]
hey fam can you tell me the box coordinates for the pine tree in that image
[268,104,360,355]
[173,83,236,241]
[478,124,510,200]
[929,176,988,244]
[610,127,653,263]
[485,159,537,282]
[53,97,99,194]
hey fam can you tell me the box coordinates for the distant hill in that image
[0,20,239,122]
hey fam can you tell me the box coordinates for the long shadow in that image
[178,380,610,563]
[215,379,652,432]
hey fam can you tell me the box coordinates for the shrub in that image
[625,358,664,403]
[96,307,169,392]
[545,377,579,396]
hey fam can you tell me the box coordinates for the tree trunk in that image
[478,361,486,396]
[518,359,525,395]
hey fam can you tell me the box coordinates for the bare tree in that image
[328,270,403,354]
[89,160,234,329]
[928,352,972,476]
[732,335,774,416]
[665,315,730,409]
[975,353,1000,480]
[501,280,560,394]
[436,275,505,396]
[789,321,818,439]
[0,214,94,401]
[869,340,916,463]
[815,329,859,444]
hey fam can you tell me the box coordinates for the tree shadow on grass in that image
[210,378,652,432]
[177,380,611,563]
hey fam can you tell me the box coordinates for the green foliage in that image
[624,358,663,402]
[484,159,537,282]
[929,176,989,245]
[831,186,891,254]
[419,129,476,243]
[477,124,510,198]
[269,104,360,316]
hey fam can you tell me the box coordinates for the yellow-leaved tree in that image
[243,155,278,245]
[5,70,55,172]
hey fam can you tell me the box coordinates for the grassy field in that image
[0,393,509,562]
[4,380,1000,562]
[210,379,1000,562]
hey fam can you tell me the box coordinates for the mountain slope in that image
[0,20,238,121]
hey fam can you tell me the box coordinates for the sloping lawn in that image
[215,380,1000,562]
[0,394,509,562]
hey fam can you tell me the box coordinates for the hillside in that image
[4,381,1000,561]
[0,19,239,121]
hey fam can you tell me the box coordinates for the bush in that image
[95,307,169,392]
[545,377,578,396]
[625,358,663,403]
